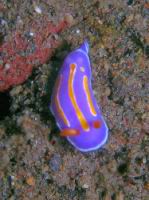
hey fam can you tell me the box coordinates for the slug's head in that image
[62,40,90,74]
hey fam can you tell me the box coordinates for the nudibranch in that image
[50,40,108,152]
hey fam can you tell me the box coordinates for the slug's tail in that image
[79,39,89,54]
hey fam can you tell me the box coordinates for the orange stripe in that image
[68,63,89,131]
[54,75,70,126]
[60,129,80,137]
[83,75,97,116]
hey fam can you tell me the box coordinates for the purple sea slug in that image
[50,40,108,152]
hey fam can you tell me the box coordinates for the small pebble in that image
[144,3,149,9]
[0,152,9,169]
[34,5,42,14]
[10,175,15,186]
[117,191,124,200]
[142,157,147,164]
[48,153,62,172]
[98,48,107,58]
[0,19,7,26]
[105,87,111,97]
[26,176,35,186]
[10,85,23,96]
[104,61,110,72]
[4,63,11,70]
[82,183,89,189]
[97,18,103,25]
[64,14,74,26]
[76,29,80,34]
[144,182,149,191]
[17,16,23,24]
[127,14,134,23]
[29,32,34,37]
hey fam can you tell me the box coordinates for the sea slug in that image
[50,40,108,152]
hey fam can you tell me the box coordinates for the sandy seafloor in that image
[0,0,149,199]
